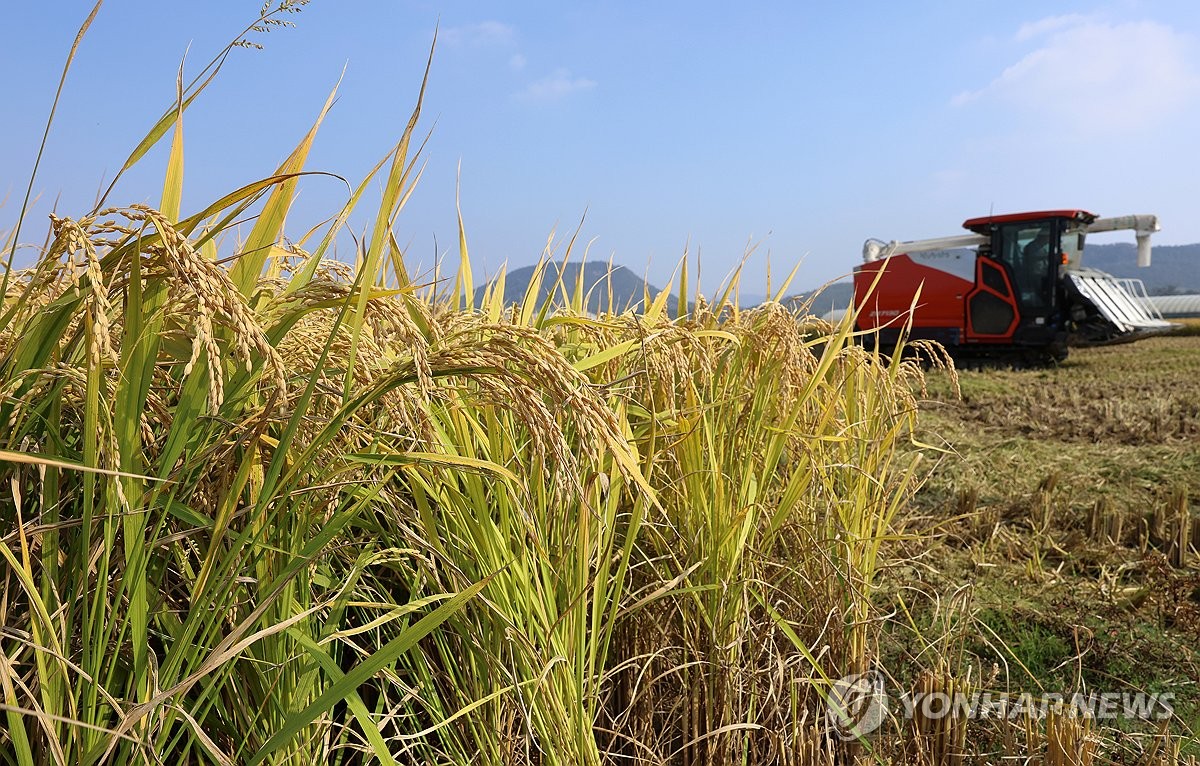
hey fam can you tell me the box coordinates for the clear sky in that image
[3,1,1198,294]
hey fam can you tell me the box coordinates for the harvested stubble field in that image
[884,332,1200,759]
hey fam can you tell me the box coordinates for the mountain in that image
[477,241,1200,318]
[784,281,855,315]
[1081,242,1200,295]
[473,261,679,314]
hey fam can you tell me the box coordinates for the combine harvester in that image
[854,209,1177,365]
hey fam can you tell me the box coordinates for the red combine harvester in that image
[853,210,1177,365]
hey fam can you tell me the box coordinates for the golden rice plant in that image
[2,5,941,765]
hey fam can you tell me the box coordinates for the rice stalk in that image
[1,7,946,765]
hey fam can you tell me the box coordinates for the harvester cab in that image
[854,209,1175,364]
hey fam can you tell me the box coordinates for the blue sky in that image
[3,1,1199,294]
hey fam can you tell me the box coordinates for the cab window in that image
[995,221,1056,310]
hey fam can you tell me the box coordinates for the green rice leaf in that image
[247,573,495,764]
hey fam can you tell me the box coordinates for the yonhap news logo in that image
[825,671,1174,742]
[826,671,889,741]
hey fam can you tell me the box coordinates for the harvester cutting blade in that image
[1065,269,1178,346]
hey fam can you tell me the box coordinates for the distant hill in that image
[1081,242,1200,295]
[473,261,679,314]
[785,281,854,314]
[477,242,1199,317]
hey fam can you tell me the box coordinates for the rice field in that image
[0,131,922,763]
[894,336,1200,762]
[1,5,1197,765]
